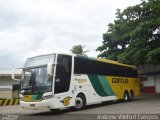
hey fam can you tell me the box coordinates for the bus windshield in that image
[21,66,53,94]
[24,54,55,68]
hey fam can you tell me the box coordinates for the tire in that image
[123,91,129,102]
[129,91,134,101]
[74,94,86,110]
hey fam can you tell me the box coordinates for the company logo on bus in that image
[60,97,72,106]
[112,77,128,83]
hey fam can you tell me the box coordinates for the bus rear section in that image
[73,56,140,105]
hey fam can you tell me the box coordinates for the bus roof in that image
[76,54,137,69]
[96,58,137,69]
[27,53,137,69]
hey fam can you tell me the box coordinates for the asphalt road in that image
[1,93,160,120]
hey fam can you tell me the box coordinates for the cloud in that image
[0,0,141,70]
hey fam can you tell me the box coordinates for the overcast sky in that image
[0,0,141,70]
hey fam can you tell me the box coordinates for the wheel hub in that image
[75,97,83,109]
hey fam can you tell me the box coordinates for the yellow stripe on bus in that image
[97,58,137,68]
[106,76,140,99]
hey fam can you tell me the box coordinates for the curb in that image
[0,99,19,106]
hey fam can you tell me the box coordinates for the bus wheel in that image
[129,91,134,101]
[123,91,129,102]
[74,94,86,110]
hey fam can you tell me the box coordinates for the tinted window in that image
[74,57,138,78]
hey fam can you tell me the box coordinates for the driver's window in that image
[54,54,72,94]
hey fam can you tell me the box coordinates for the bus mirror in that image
[11,69,22,81]
[47,63,53,75]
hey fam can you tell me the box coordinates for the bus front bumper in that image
[20,99,55,110]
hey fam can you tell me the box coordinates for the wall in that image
[0,90,12,99]
[138,64,160,93]
[155,75,160,93]
[143,76,155,93]
[0,76,20,99]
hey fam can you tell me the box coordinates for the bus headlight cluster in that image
[43,95,52,100]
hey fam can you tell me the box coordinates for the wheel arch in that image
[76,92,86,100]
[124,90,129,94]
[74,92,87,110]
[130,89,134,94]
[75,92,87,103]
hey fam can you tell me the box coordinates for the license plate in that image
[30,104,35,107]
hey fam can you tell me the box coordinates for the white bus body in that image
[13,53,140,110]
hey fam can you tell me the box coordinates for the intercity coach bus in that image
[12,53,140,111]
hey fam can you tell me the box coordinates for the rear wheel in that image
[123,91,129,102]
[129,91,134,101]
[74,94,86,110]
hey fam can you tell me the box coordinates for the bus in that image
[12,53,140,111]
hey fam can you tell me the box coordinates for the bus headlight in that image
[43,95,52,100]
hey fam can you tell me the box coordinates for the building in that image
[0,71,20,99]
[139,64,160,93]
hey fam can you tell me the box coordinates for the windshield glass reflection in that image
[21,66,52,94]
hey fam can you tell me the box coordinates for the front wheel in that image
[74,94,86,110]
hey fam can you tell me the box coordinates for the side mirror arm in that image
[47,63,57,76]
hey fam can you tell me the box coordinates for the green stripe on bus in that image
[88,75,115,97]
[97,76,115,96]
[88,75,108,96]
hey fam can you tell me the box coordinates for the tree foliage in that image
[70,45,89,55]
[97,0,160,65]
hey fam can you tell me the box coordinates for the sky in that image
[0,0,141,70]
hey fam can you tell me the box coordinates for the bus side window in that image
[55,55,72,94]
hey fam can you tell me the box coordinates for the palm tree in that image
[70,45,89,55]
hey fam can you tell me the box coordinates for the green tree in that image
[70,45,89,55]
[97,0,160,65]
